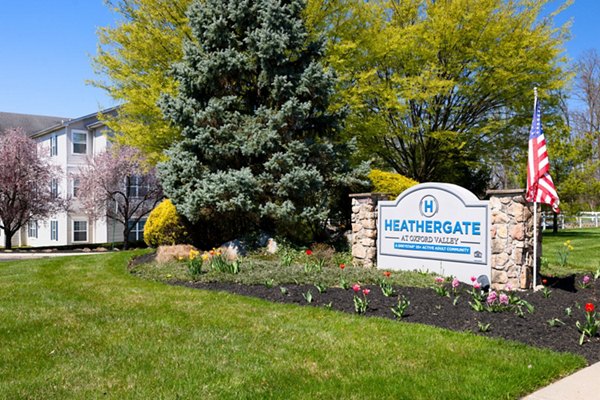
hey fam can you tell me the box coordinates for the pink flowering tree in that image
[75,145,163,249]
[0,128,62,249]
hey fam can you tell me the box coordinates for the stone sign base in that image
[487,189,539,290]
[350,189,539,290]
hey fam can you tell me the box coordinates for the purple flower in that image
[486,291,497,305]
[583,275,591,285]
[505,283,513,292]
[499,293,509,305]
[452,278,460,289]
[435,277,444,284]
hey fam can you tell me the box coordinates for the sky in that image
[0,0,599,118]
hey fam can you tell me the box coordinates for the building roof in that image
[29,106,120,138]
[0,112,69,136]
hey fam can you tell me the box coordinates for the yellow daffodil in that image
[189,249,200,260]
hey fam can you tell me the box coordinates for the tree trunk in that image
[122,226,130,250]
[553,212,558,234]
[4,229,13,250]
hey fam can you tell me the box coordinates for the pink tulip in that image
[362,288,370,296]
[352,284,361,293]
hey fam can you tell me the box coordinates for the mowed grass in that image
[542,228,600,276]
[0,252,584,399]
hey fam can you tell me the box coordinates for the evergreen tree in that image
[158,0,366,244]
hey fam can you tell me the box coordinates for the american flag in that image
[526,96,560,213]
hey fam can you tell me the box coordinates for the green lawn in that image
[0,252,584,399]
[541,228,600,276]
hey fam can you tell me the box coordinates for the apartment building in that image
[0,108,146,248]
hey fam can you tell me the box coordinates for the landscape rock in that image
[266,238,278,254]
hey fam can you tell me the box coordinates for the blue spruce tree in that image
[158,0,367,244]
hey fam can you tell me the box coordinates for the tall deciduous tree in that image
[158,0,367,244]
[0,129,62,249]
[75,145,163,249]
[92,0,192,164]
[310,0,570,194]
[560,50,600,210]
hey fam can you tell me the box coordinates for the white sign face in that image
[377,183,490,283]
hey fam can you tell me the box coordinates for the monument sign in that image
[378,183,490,283]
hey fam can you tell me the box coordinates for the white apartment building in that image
[0,108,146,248]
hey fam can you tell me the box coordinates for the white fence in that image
[542,212,600,230]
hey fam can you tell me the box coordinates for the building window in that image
[128,219,146,242]
[73,220,87,242]
[72,131,87,154]
[27,221,38,238]
[51,178,59,198]
[72,178,80,198]
[51,220,58,241]
[127,175,148,198]
[50,135,58,156]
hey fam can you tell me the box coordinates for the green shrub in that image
[368,169,418,198]
[144,199,190,247]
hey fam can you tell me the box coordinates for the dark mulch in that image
[175,276,600,364]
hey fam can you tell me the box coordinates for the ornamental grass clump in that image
[576,303,600,345]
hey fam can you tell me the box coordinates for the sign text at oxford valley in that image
[377,183,490,283]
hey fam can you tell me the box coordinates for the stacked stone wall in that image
[349,193,388,268]
[487,189,540,290]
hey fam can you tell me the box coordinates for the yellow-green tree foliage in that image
[308,0,570,194]
[368,169,418,198]
[94,0,570,191]
[92,0,192,165]
[144,199,189,247]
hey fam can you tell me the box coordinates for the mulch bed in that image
[174,276,600,364]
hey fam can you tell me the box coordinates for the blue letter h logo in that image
[424,200,434,213]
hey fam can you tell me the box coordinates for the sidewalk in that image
[523,361,600,399]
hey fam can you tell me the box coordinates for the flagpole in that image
[532,87,538,289]
[533,201,538,288]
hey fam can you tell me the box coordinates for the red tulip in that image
[305,249,312,256]
[383,271,391,278]
[362,288,370,296]
[339,263,346,270]
[585,303,595,313]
